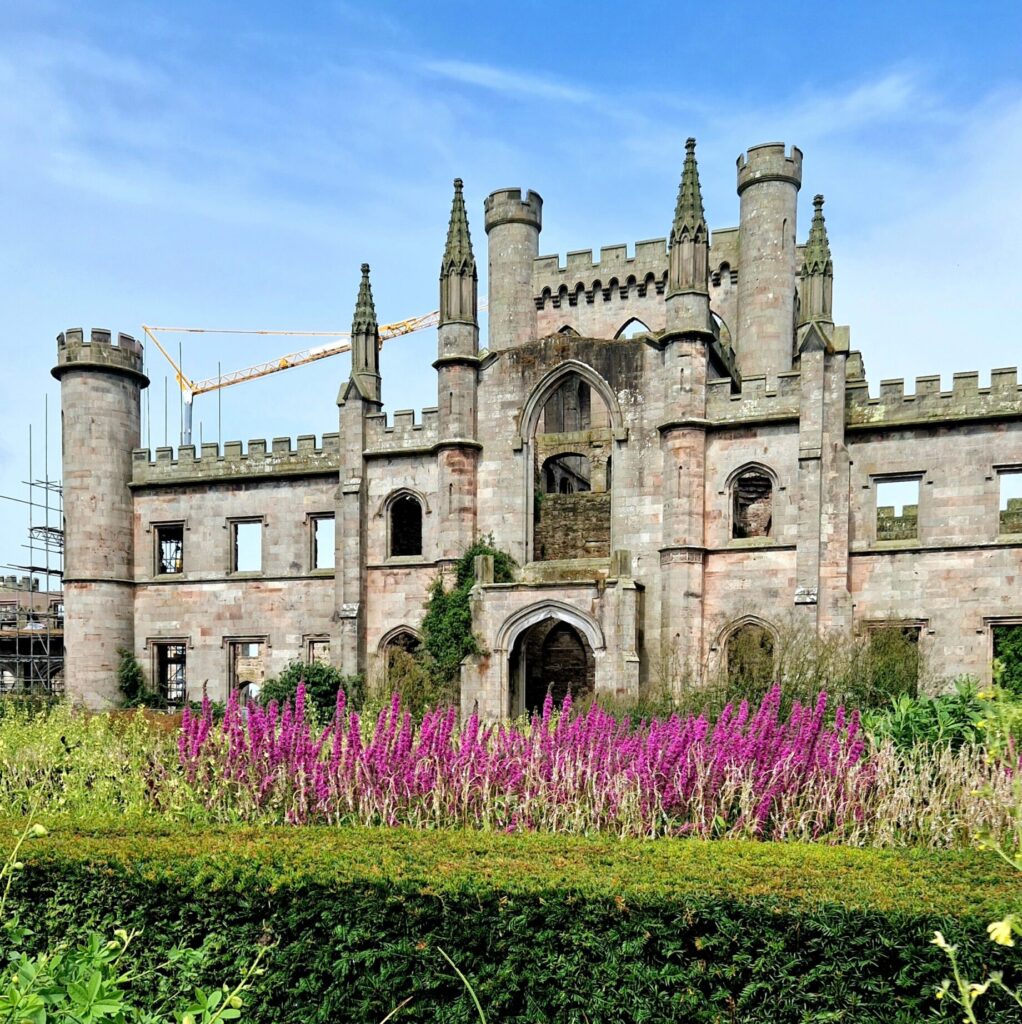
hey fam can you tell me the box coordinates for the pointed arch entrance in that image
[497,601,604,717]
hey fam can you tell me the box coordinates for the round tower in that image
[52,328,149,707]
[735,143,803,379]
[483,188,542,351]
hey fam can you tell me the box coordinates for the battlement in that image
[365,407,440,452]
[484,188,543,232]
[52,327,148,384]
[845,367,1022,429]
[131,433,341,486]
[736,143,803,194]
[533,239,669,309]
[706,370,802,424]
[0,576,41,593]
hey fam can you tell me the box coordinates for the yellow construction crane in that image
[142,310,442,444]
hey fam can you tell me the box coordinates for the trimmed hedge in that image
[13,824,1021,1023]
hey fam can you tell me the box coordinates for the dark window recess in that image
[390,497,423,557]
[156,524,184,574]
[156,643,187,703]
[726,624,775,688]
[732,472,773,538]
[543,453,592,495]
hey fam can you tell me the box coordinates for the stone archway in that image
[509,618,595,715]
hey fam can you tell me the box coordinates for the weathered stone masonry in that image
[54,139,1022,713]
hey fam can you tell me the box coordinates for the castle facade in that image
[53,140,1022,713]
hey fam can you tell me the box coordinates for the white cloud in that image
[421,59,595,104]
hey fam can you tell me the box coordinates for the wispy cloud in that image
[421,59,594,104]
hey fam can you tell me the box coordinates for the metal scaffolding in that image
[0,406,64,695]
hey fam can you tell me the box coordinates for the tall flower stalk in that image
[178,684,878,839]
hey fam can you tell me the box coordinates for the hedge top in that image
[14,823,1018,920]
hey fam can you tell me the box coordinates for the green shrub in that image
[117,648,166,710]
[863,677,987,751]
[259,660,363,720]
[13,826,1020,1023]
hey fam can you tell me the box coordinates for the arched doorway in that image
[508,618,595,715]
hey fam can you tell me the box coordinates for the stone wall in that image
[534,493,611,561]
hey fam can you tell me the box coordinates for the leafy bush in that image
[13,826,1020,1023]
[118,647,166,709]
[259,660,363,720]
[863,677,986,751]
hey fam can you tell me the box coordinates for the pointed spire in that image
[442,178,475,275]
[802,194,832,276]
[439,178,479,327]
[351,262,378,336]
[798,194,834,331]
[347,263,381,404]
[671,138,707,245]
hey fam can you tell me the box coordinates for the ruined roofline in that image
[131,432,340,486]
[846,367,1022,429]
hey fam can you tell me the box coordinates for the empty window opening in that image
[390,496,423,557]
[543,453,592,494]
[876,479,919,541]
[229,640,265,703]
[0,604,15,627]
[509,618,595,716]
[993,623,1022,697]
[307,638,331,665]
[557,325,579,336]
[312,515,335,570]
[726,624,775,690]
[50,601,64,628]
[156,523,184,575]
[732,470,773,538]
[156,643,187,704]
[615,318,650,340]
[865,625,920,698]
[999,472,1022,534]
[232,520,263,572]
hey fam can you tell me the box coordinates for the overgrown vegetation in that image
[12,826,1019,1023]
[259,659,363,720]
[994,623,1022,697]
[117,647,165,709]
[382,538,516,712]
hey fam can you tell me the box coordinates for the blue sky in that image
[2,0,1021,577]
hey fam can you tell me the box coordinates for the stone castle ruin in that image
[53,139,1022,714]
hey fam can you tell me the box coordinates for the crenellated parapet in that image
[131,433,340,486]
[364,408,440,453]
[533,240,669,310]
[706,371,802,425]
[52,328,149,386]
[736,143,803,193]
[845,368,1022,430]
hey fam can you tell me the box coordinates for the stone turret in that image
[735,143,803,379]
[484,187,542,350]
[797,194,834,344]
[348,263,382,405]
[665,138,711,334]
[52,328,149,707]
[437,179,481,559]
